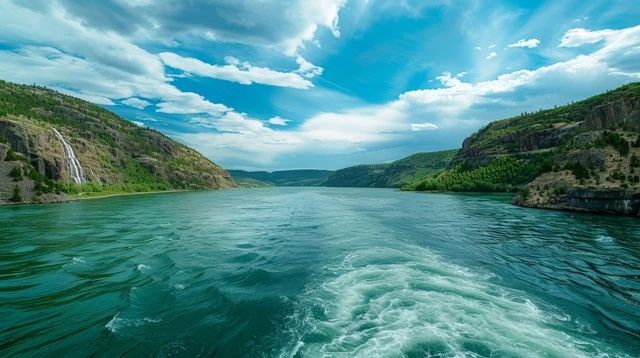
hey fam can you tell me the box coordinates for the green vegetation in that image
[406,155,553,192]
[10,184,22,202]
[597,131,630,156]
[229,170,332,187]
[9,166,22,181]
[323,149,458,188]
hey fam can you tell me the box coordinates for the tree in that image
[10,184,22,202]
[9,165,22,181]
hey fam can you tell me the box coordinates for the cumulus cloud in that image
[268,116,290,126]
[0,1,232,117]
[121,97,151,109]
[23,0,346,55]
[507,38,540,48]
[159,52,318,89]
[485,51,498,60]
[559,28,616,47]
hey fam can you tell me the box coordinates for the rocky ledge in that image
[514,187,640,217]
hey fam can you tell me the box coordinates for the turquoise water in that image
[1,188,639,357]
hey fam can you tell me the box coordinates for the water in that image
[1,188,639,357]
[52,128,86,184]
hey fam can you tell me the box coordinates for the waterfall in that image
[52,128,86,184]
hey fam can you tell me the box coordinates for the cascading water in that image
[52,128,86,184]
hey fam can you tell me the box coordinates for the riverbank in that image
[0,189,197,206]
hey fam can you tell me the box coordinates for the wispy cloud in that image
[159,53,319,89]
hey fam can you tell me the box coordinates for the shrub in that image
[601,131,630,156]
[4,149,19,161]
[565,162,590,180]
[9,166,22,181]
[10,184,22,202]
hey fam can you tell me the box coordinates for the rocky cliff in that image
[408,82,640,217]
[0,80,234,204]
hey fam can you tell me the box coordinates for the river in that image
[1,188,638,356]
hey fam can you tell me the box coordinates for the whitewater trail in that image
[52,128,86,184]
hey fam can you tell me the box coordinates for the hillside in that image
[405,82,640,216]
[229,169,332,187]
[0,80,234,204]
[323,150,457,188]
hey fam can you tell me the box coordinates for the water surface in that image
[1,188,639,356]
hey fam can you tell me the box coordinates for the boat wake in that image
[279,245,626,357]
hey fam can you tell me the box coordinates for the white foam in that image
[280,246,624,357]
[105,313,161,333]
[137,264,150,272]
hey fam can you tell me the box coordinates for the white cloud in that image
[159,52,319,89]
[180,25,640,168]
[474,46,482,51]
[559,28,616,47]
[268,116,290,126]
[507,38,540,48]
[488,44,496,49]
[156,91,230,115]
[0,2,231,117]
[132,121,145,127]
[121,97,151,109]
[295,56,324,79]
[411,123,438,131]
[485,51,498,60]
[16,0,346,57]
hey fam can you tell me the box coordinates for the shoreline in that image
[74,189,191,201]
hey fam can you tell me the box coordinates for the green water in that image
[1,188,639,357]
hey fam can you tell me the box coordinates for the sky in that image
[0,1,639,171]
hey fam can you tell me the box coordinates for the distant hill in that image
[323,150,458,188]
[229,169,332,187]
[404,82,640,216]
[0,80,234,204]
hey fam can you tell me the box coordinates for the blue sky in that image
[0,1,639,170]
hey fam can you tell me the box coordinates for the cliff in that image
[0,80,234,204]
[407,82,640,216]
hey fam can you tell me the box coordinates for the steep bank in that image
[405,82,640,216]
[0,80,234,204]
[323,150,457,188]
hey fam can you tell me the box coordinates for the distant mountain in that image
[404,82,640,216]
[0,80,234,204]
[229,169,332,187]
[323,150,458,188]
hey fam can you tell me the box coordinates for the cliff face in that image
[0,80,234,204]
[410,82,640,217]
